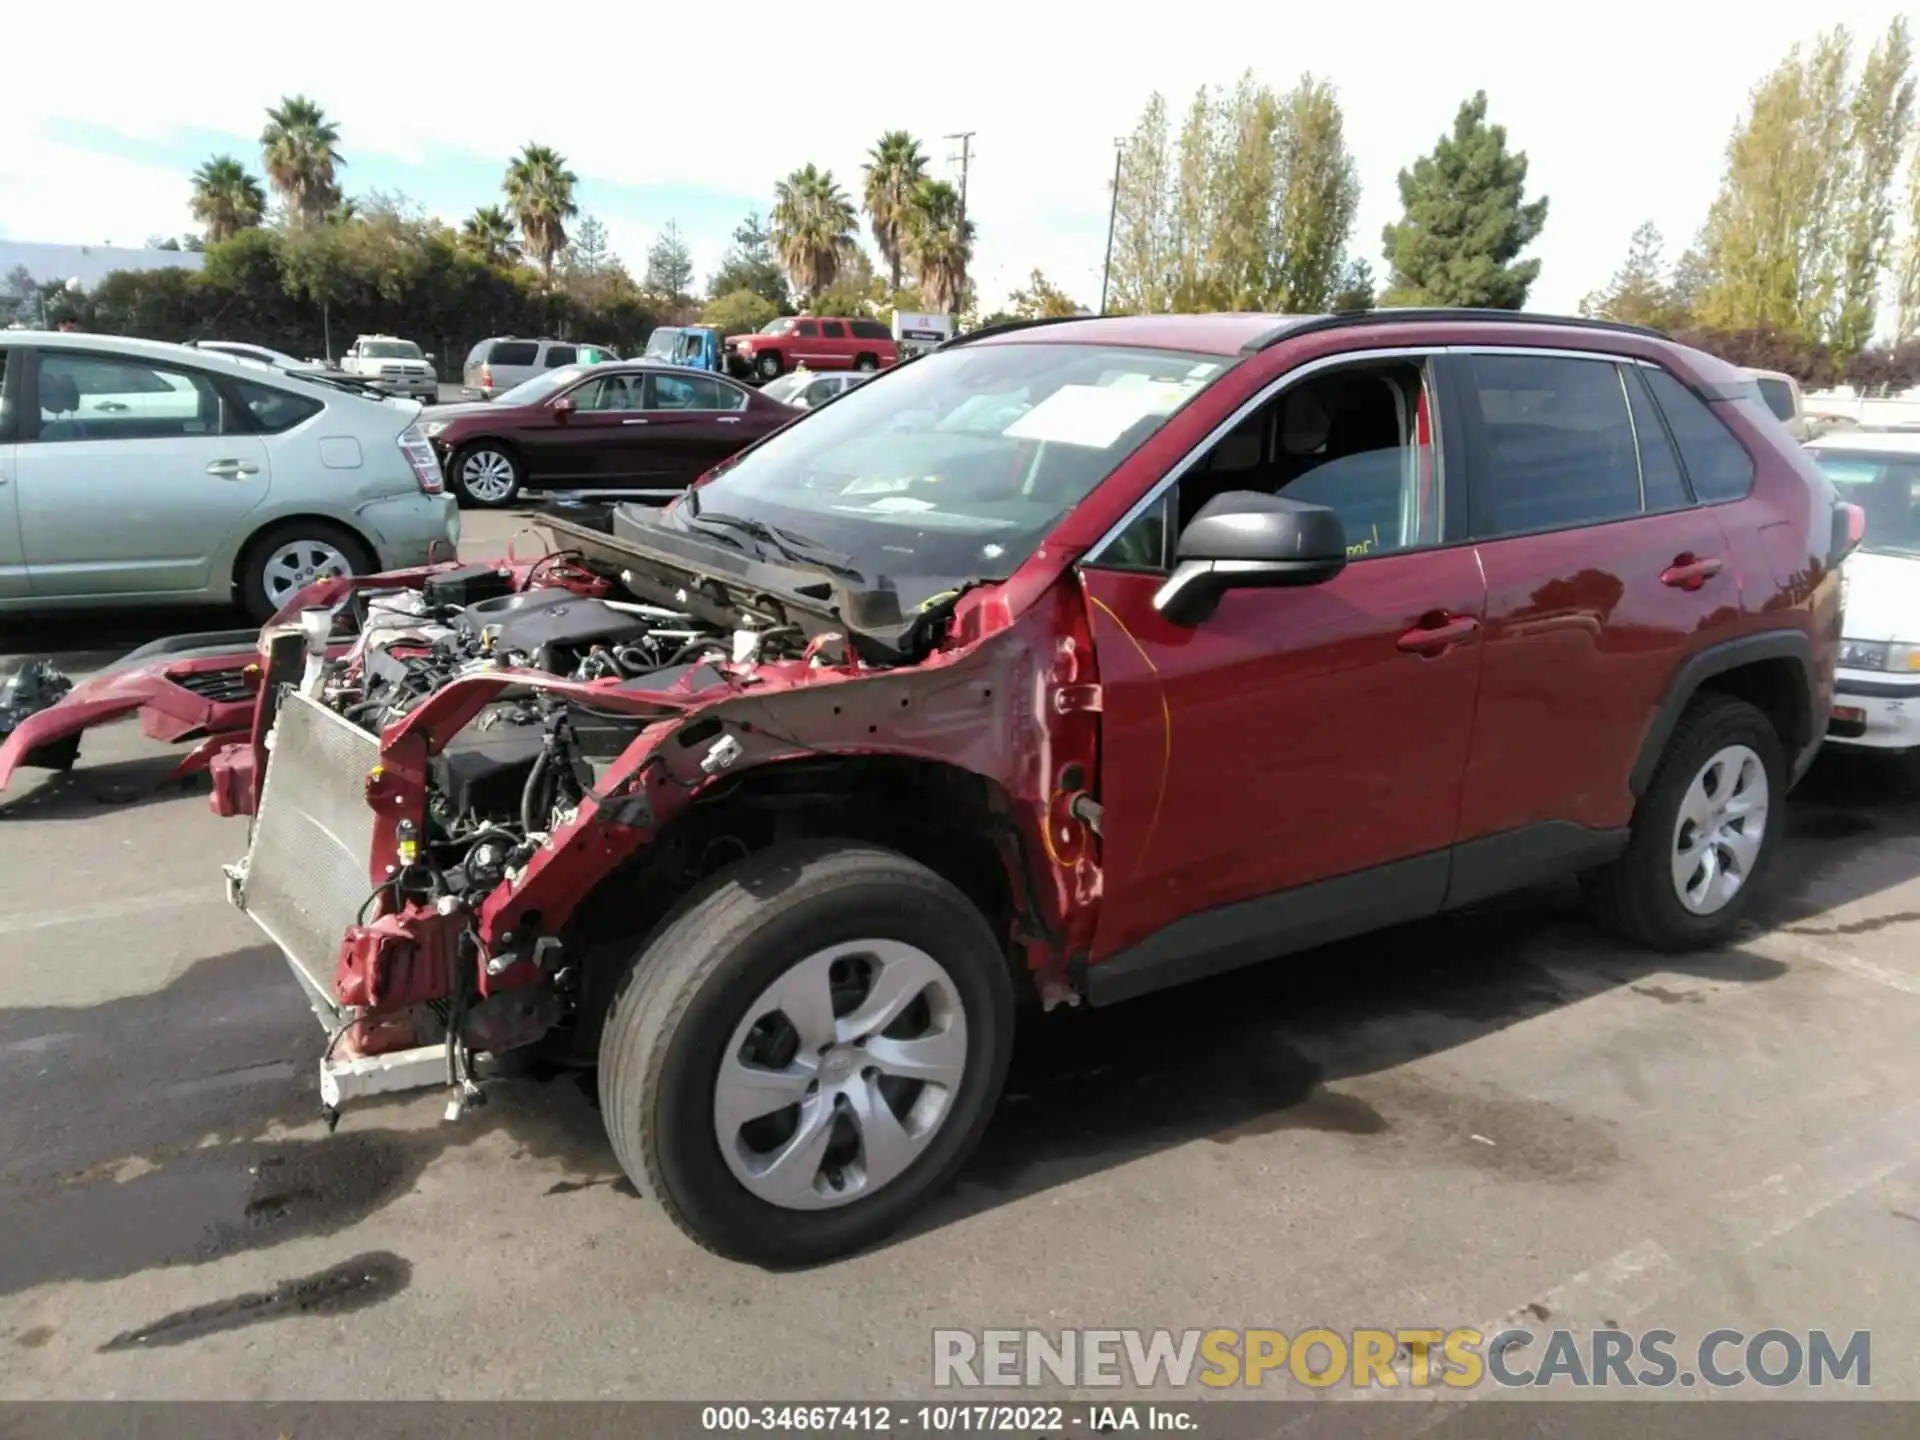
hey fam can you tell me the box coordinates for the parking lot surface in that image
[2,507,1917,1402]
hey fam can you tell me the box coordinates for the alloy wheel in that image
[260,539,352,610]
[1670,743,1770,915]
[713,938,967,1211]
[460,449,518,503]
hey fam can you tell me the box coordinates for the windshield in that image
[759,319,795,335]
[494,367,585,406]
[676,342,1228,611]
[644,331,678,358]
[363,341,422,360]
[1814,452,1920,556]
[761,374,807,404]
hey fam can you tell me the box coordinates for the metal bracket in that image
[319,1043,452,1113]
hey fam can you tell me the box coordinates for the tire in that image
[1582,692,1785,951]
[598,840,1014,1267]
[238,519,374,623]
[755,352,784,382]
[450,442,524,508]
[853,354,879,373]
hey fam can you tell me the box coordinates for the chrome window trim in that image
[1081,345,1439,566]
[1447,343,1647,366]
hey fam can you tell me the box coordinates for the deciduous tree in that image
[1007,269,1083,318]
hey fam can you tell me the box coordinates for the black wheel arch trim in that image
[1629,629,1817,797]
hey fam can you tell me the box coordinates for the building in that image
[1,240,205,326]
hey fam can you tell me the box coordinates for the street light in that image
[40,276,83,330]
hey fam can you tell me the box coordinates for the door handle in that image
[94,401,129,413]
[716,416,741,424]
[1660,555,1723,591]
[205,459,260,479]
[622,418,650,426]
[1397,615,1480,655]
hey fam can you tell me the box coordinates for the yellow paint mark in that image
[1087,594,1171,879]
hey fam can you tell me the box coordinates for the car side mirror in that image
[1152,491,1348,626]
[552,396,576,417]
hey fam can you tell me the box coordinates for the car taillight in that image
[481,363,493,391]
[397,424,445,495]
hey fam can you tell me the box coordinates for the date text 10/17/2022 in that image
[700,1405,1197,1432]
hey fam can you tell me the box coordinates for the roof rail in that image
[1242,308,1669,353]
[940,315,1093,349]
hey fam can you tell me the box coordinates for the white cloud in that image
[4,0,1912,310]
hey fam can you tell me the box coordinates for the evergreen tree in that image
[1580,221,1678,328]
[1380,91,1548,309]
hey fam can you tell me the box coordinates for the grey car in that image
[0,332,460,620]
[759,370,873,410]
[462,337,620,400]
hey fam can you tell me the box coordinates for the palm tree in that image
[260,96,344,225]
[770,165,858,300]
[188,156,266,244]
[503,144,579,285]
[905,179,975,315]
[861,131,928,293]
[461,205,521,266]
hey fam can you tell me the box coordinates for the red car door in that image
[1446,351,1737,898]
[1079,352,1488,982]
[815,319,853,370]
[532,372,639,483]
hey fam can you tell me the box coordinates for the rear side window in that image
[821,321,846,339]
[850,320,891,340]
[1642,367,1757,503]
[1622,365,1690,512]
[230,377,323,433]
[1466,354,1643,536]
[543,345,577,368]
[1755,377,1796,423]
[488,341,539,367]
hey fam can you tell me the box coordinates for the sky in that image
[2,2,1914,316]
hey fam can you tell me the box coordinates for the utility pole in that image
[1099,138,1124,316]
[944,131,976,233]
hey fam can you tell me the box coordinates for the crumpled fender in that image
[0,651,259,794]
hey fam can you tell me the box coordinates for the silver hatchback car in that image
[0,332,460,620]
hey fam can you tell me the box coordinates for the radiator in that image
[238,691,381,1006]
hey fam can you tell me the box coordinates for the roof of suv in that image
[947,308,1673,357]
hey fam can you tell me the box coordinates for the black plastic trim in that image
[939,316,1098,349]
[1628,630,1817,797]
[1241,309,1668,355]
[1085,852,1449,1007]
[1836,675,1920,698]
[1443,822,1629,910]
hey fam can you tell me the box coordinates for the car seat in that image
[36,372,82,441]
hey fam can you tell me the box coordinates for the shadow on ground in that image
[0,756,207,821]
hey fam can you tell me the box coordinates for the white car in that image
[0,331,460,620]
[1806,430,1920,764]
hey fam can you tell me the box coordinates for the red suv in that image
[726,315,897,381]
[49,310,1846,1269]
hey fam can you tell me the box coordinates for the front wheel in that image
[598,841,1014,1267]
[755,352,783,382]
[451,443,523,507]
[1582,693,1785,951]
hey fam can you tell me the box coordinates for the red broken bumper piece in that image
[0,647,260,794]
[337,902,464,1011]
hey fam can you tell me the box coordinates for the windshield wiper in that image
[686,511,864,581]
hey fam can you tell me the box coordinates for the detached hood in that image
[1841,550,1920,642]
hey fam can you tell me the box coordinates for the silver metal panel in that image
[240,691,381,1001]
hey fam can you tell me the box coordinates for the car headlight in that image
[1839,639,1920,671]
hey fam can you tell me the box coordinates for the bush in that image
[701,288,778,337]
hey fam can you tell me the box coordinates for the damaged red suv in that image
[20,311,1850,1267]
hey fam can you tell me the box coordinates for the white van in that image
[1744,368,1809,441]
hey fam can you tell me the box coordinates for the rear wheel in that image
[239,520,374,622]
[1582,693,1784,951]
[598,841,1013,1267]
[451,443,523,507]
[853,354,879,372]
[755,352,783,382]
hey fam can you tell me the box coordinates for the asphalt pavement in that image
[2,511,1918,1405]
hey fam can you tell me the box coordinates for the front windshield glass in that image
[759,318,795,335]
[761,374,806,404]
[678,342,1229,611]
[1814,451,1920,556]
[644,331,678,359]
[494,367,585,405]
[363,340,422,359]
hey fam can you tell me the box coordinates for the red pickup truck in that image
[726,316,897,382]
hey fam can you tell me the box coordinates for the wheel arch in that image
[1630,630,1816,798]
[229,510,380,596]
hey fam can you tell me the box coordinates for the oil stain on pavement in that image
[98,1252,410,1352]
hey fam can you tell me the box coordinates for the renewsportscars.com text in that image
[932,1327,1872,1390]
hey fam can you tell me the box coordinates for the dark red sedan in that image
[423,362,799,508]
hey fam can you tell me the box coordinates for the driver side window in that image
[1098,357,1444,572]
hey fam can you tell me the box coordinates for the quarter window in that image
[1642,366,1757,503]
[1466,354,1642,537]
[488,341,539,367]
[821,321,847,339]
[1622,365,1691,512]
[543,345,577,368]
[231,377,323,433]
